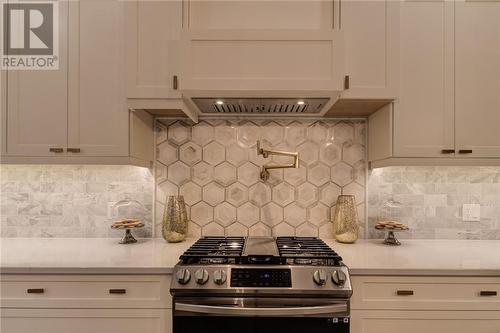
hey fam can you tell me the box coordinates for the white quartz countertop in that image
[1,238,499,276]
[329,239,500,276]
[0,238,195,274]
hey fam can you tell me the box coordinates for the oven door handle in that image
[175,302,348,317]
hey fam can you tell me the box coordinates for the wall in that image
[155,119,367,239]
[2,130,496,241]
[0,165,153,237]
[368,166,500,240]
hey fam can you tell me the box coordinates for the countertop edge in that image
[0,267,174,275]
[348,268,500,277]
[2,267,499,277]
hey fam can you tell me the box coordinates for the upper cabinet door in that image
[180,0,344,92]
[455,0,500,158]
[125,0,182,99]
[67,0,128,157]
[393,0,455,157]
[341,0,398,99]
[5,0,68,156]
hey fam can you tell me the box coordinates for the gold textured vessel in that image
[332,195,359,243]
[162,195,188,243]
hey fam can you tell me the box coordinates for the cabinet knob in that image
[396,290,414,296]
[67,148,81,153]
[27,288,45,294]
[49,148,64,153]
[109,289,126,294]
[480,291,497,296]
[344,75,350,90]
[441,149,455,154]
[173,75,178,90]
[458,149,472,154]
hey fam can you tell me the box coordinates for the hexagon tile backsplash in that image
[155,119,367,239]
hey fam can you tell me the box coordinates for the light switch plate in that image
[462,204,480,222]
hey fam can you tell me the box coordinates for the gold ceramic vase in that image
[332,195,359,243]
[162,195,188,243]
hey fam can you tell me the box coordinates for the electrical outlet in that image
[462,204,480,222]
[107,202,117,219]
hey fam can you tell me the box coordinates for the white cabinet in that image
[369,0,500,165]
[393,0,455,157]
[68,0,128,157]
[454,0,500,158]
[1,0,154,166]
[2,308,170,333]
[351,310,500,333]
[341,0,398,99]
[125,0,182,99]
[180,0,344,93]
[0,274,171,309]
[350,275,500,333]
[351,275,500,311]
[4,0,69,157]
[0,274,172,333]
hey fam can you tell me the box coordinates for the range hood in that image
[182,90,341,118]
[192,97,330,115]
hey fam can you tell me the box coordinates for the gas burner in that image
[178,236,342,266]
[293,258,313,265]
[209,257,228,264]
[276,237,343,264]
[179,237,245,265]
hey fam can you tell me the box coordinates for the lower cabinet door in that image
[1,308,171,333]
[351,310,500,333]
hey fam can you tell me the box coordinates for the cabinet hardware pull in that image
[49,148,64,153]
[396,290,414,296]
[458,149,472,154]
[441,149,455,154]
[27,288,44,294]
[173,75,178,90]
[109,289,126,294]
[67,148,81,153]
[344,75,350,90]
[480,291,497,296]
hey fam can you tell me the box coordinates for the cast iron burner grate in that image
[276,237,343,265]
[179,237,245,264]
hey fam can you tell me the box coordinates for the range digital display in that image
[231,268,292,287]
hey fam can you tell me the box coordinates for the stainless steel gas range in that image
[170,236,353,333]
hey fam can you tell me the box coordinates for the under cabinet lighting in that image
[297,100,305,105]
[216,100,224,105]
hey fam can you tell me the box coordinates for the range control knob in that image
[313,269,327,286]
[195,269,209,285]
[176,268,191,285]
[213,269,227,285]
[332,270,347,286]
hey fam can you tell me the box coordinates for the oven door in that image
[173,297,350,333]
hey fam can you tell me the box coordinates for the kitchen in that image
[0,0,499,332]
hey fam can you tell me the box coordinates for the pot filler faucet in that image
[256,140,299,181]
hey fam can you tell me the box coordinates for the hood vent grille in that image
[192,98,329,114]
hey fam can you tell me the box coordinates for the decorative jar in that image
[332,195,359,243]
[162,195,188,243]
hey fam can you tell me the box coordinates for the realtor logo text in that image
[1,1,59,70]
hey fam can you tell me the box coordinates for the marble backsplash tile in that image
[3,131,496,241]
[0,165,153,237]
[368,166,500,240]
[155,119,367,239]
